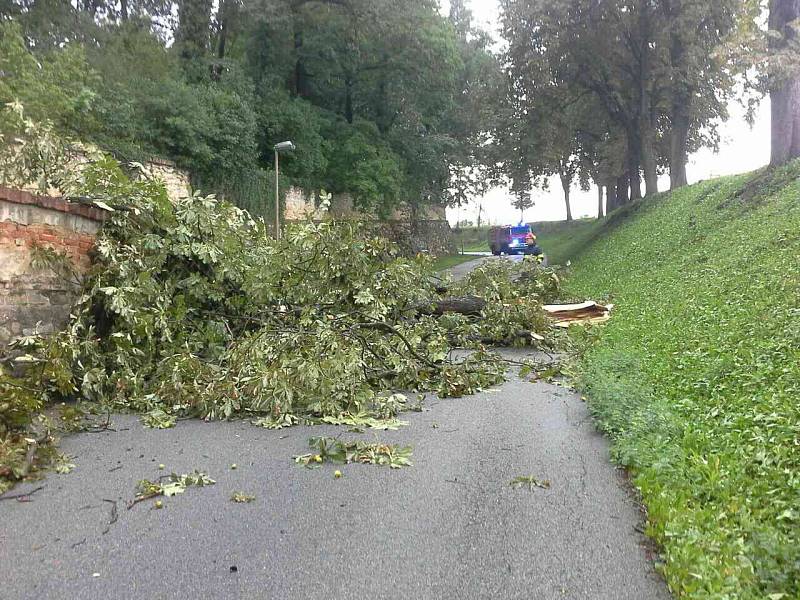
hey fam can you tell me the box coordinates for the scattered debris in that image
[101,498,118,534]
[0,485,44,502]
[318,413,407,431]
[141,409,176,429]
[295,437,413,469]
[543,301,613,328]
[231,492,256,503]
[128,470,215,509]
[510,475,551,491]
[54,454,76,474]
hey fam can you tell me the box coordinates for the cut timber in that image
[417,296,486,316]
[543,301,613,328]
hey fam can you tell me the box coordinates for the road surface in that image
[1,258,669,599]
[0,357,669,600]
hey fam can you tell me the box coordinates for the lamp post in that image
[273,141,295,240]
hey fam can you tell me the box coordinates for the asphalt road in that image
[446,254,525,281]
[0,350,669,600]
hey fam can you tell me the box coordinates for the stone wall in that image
[0,187,107,347]
[284,186,454,255]
[0,160,190,350]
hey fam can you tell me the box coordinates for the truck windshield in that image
[511,226,531,236]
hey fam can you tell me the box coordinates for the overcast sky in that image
[441,0,771,225]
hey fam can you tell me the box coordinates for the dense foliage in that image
[0,1,499,216]
[0,151,561,492]
[496,0,759,217]
[563,166,800,597]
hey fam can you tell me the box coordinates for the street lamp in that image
[273,141,295,240]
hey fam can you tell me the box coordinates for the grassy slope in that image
[562,166,800,598]
[534,219,602,266]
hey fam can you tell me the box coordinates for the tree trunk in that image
[625,134,643,201]
[120,0,129,20]
[417,296,486,317]
[667,3,691,189]
[617,173,630,206]
[216,2,229,61]
[770,0,800,165]
[641,129,659,196]
[560,173,573,221]
[670,113,690,189]
[291,30,310,98]
[597,185,605,218]
[637,1,658,196]
[606,183,616,213]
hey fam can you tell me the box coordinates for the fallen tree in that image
[0,149,563,491]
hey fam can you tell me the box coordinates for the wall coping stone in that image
[0,185,109,222]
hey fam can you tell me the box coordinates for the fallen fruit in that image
[313,455,323,463]
[334,470,342,479]
[154,500,163,509]
[230,463,238,470]
[158,464,165,470]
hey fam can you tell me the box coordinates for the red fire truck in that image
[487,224,543,257]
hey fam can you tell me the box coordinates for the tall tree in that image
[769,0,800,165]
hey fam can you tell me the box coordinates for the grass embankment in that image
[533,219,602,266]
[563,166,800,598]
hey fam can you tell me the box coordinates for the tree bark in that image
[559,173,573,221]
[606,183,615,212]
[617,173,630,205]
[770,0,800,165]
[666,1,691,189]
[641,127,659,196]
[606,183,616,213]
[670,112,690,189]
[637,1,658,196]
[625,133,643,201]
[597,185,605,218]
[291,30,311,98]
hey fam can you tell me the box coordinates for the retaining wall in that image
[0,187,107,347]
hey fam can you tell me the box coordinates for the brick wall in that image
[0,186,107,348]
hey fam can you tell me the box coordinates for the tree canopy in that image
[496,0,759,218]
[0,0,499,217]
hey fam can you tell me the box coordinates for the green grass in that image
[431,254,481,271]
[563,165,800,598]
[452,226,490,253]
[533,219,602,266]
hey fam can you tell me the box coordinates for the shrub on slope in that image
[566,166,800,598]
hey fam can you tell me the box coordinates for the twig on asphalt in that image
[102,499,118,534]
[0,485,45,501]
